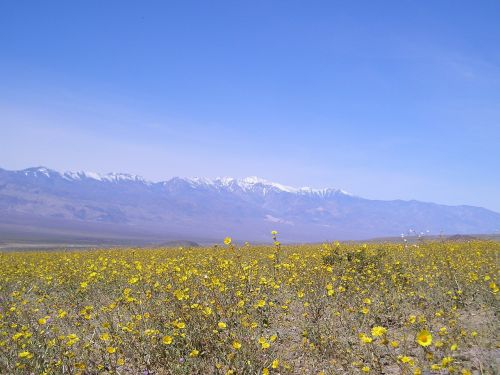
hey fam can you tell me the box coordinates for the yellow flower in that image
[327,290,334,296]
[106,347,116,354]
[75,362,86,369]
[18,351,32,359]
[232,341,241,350]
[359,333,373,344]
[144,329,158,336]
[489,282,498,294]
[117,358,125,366]
[203,306,212,315]
[272,359,279,369]
[162,335,173,345]
[263,368,269,375]
[255,299,266,308]
[100,333,110,341]
[128,277,139,284]
[416,330,432,347]
[442,357,453,366]
[189,349,199,357]
[261,341,270,349]
[361,366,370,373]
[218,321,227,329]
[371,326,387,337]
[224,237,232,245]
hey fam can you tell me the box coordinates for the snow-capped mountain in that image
[24,167,347,195]
[175,175,350,196]
[1,166,499,243]
[23,167,148,183]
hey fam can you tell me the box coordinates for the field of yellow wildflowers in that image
[1,236,498,374]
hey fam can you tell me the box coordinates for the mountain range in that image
[1,166,499,244]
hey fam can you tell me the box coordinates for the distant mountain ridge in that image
[1,166,499,243]
[17,167,351,196]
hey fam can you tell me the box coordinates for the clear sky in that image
[1,1,499,212]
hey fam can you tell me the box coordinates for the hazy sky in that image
[1,1,499,211]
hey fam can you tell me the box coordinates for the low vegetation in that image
[0,235,498,374]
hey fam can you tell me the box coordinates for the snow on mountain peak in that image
[179,175,350,196]
[215,177,237,186]
[235,177,351,196]
[16,166,351,196]
[102,172,146,183]
[62,170,146,183]
[239,176,297,193]
[241,176,268,185]
[23,167,56,178]
[63,171,101,181]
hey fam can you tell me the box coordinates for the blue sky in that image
[1,1,499,211]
